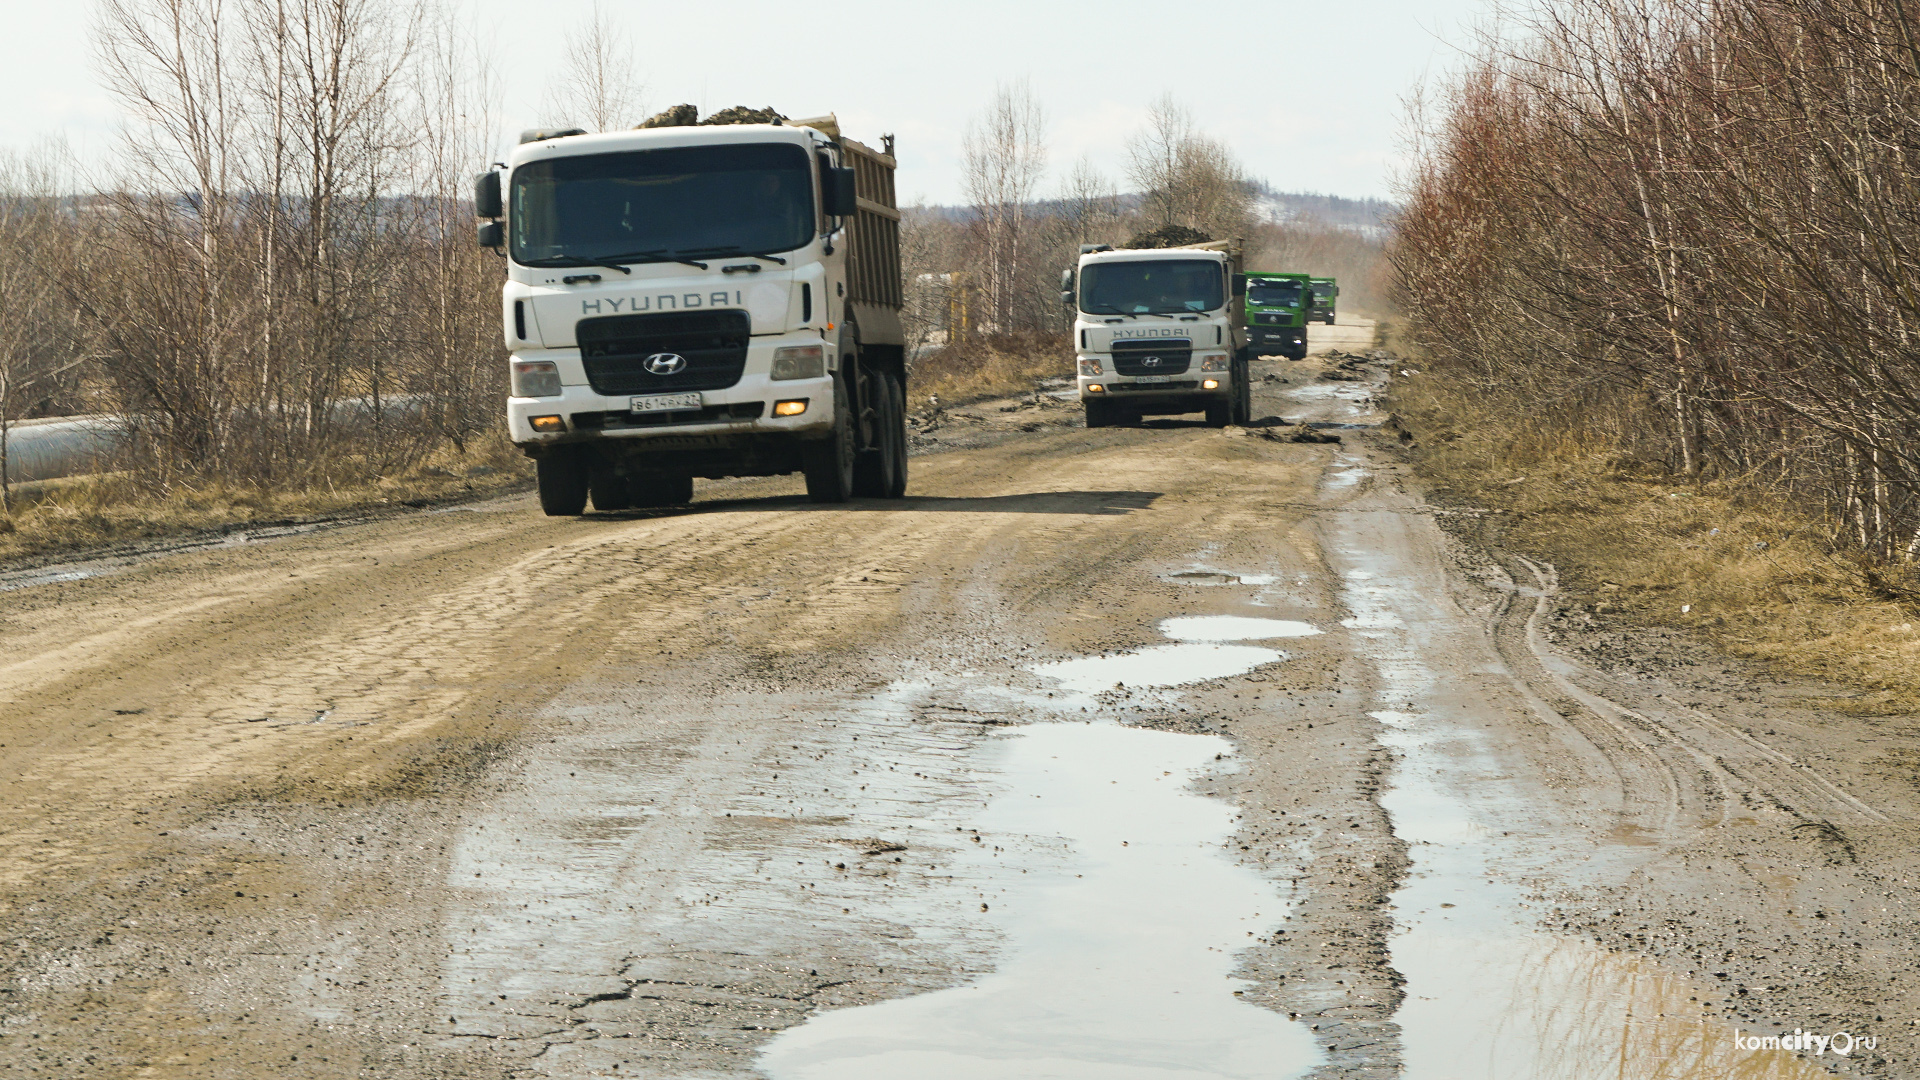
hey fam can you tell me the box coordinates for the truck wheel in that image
[1233,363,1252,425]
[852,366,905,499]
[536,449,589,517]
[1084,398,1116,428]
[1205,400,1232,428]
[884,370,909,499]
[803,374,856,503]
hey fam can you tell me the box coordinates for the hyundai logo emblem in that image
[643,352,688,375]
[1142,356,1162,366]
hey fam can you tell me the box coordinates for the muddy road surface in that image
[3,316,1915,1079]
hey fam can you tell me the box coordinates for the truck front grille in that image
[1108,338,1193,376]
[576,310,751,394]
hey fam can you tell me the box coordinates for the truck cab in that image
[475,116,906,514]
[1245,272,1313,360]
[1067,242,1251,429]
[1308,277,1339,325]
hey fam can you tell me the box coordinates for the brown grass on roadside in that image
[0,432,531,564]
[1388,373,1920,715]
[907,332,1071,409]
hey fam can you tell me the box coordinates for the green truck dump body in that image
[1244,272,1313,360]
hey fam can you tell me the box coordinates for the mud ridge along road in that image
[2,315,1916,1079]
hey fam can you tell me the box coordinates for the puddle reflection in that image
[758,722,1322,1080]
[1032,644,1283,694]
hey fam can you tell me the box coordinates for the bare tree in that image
[542,1,643,132]
[1126,94,1254,241]
[0,149,85,515]
[961,79,1047,333]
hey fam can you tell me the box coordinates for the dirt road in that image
[3,316,1914,1079]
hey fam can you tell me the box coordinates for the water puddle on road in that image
[1029,615,1315,695]
[1161,616,1321,642]
[757,720,1323,1080]
[1339,548,1831,1080]
[1034,644,1284,695]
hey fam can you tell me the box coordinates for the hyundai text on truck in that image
[474,114,908,515]
[1244,271,1313,360]
[1064,240,1252,429]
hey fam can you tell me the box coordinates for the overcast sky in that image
[5,0,1500,204]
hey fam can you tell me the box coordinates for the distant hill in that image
[905,186,1397,241]
[1252,186,1397,240]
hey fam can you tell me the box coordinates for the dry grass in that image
[907,332,1071,409]
[0,432,531,564]
[1388,373,1920,713]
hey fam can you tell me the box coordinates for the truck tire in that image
[852,366,906,499]
[884,370,909,499]
[1233,362,1252,425]
[803,374,857,503]
[1205,399,1232,428]
[1084,398,1116,428]
[536,449,589,517]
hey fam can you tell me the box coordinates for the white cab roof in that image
[1081,247,1227,264]
[508,124,824,169]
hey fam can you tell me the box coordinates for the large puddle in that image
[757,720,1323,1080]
[1337,541,1832,1080]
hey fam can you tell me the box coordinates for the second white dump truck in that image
[475,113,906,514]
[1064,240,1251,428]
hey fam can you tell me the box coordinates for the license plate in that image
[1133,375,1171,385]
[630,392,703,413]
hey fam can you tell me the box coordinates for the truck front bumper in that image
[506,346,836,448]
[1077,367,1233,412]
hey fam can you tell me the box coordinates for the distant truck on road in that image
[1309,277,1339,324]
[475,113,907,515]
[1066,240,1251,429]
[1244,272,1313,360]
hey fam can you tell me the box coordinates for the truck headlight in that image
[1078,358,1103,376]
[511,360,562,398]
[772,344,826,380]
[1199,354,1231,372]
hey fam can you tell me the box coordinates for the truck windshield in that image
[510,143,815,266]
[1248,280,1304,307]
[1079,260,1224,315]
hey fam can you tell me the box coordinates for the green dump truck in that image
[1309,277,1339,324]
[1244,272,1312,360]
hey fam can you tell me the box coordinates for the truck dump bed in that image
[796,115,903,347]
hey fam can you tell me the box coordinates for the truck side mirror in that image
[477,220,504,249]
[1232,274,1247,296]
[824,166,858,217]
[1061,290,1074,306]
[474,170,503,219]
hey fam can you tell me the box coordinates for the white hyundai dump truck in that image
[474,113,907,514]
[1064,240,1251,428]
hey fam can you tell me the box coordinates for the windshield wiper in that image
[525,256,632,275]
[602,250,710,270]
[681,245,788,266]
[1081,303,1129,315]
